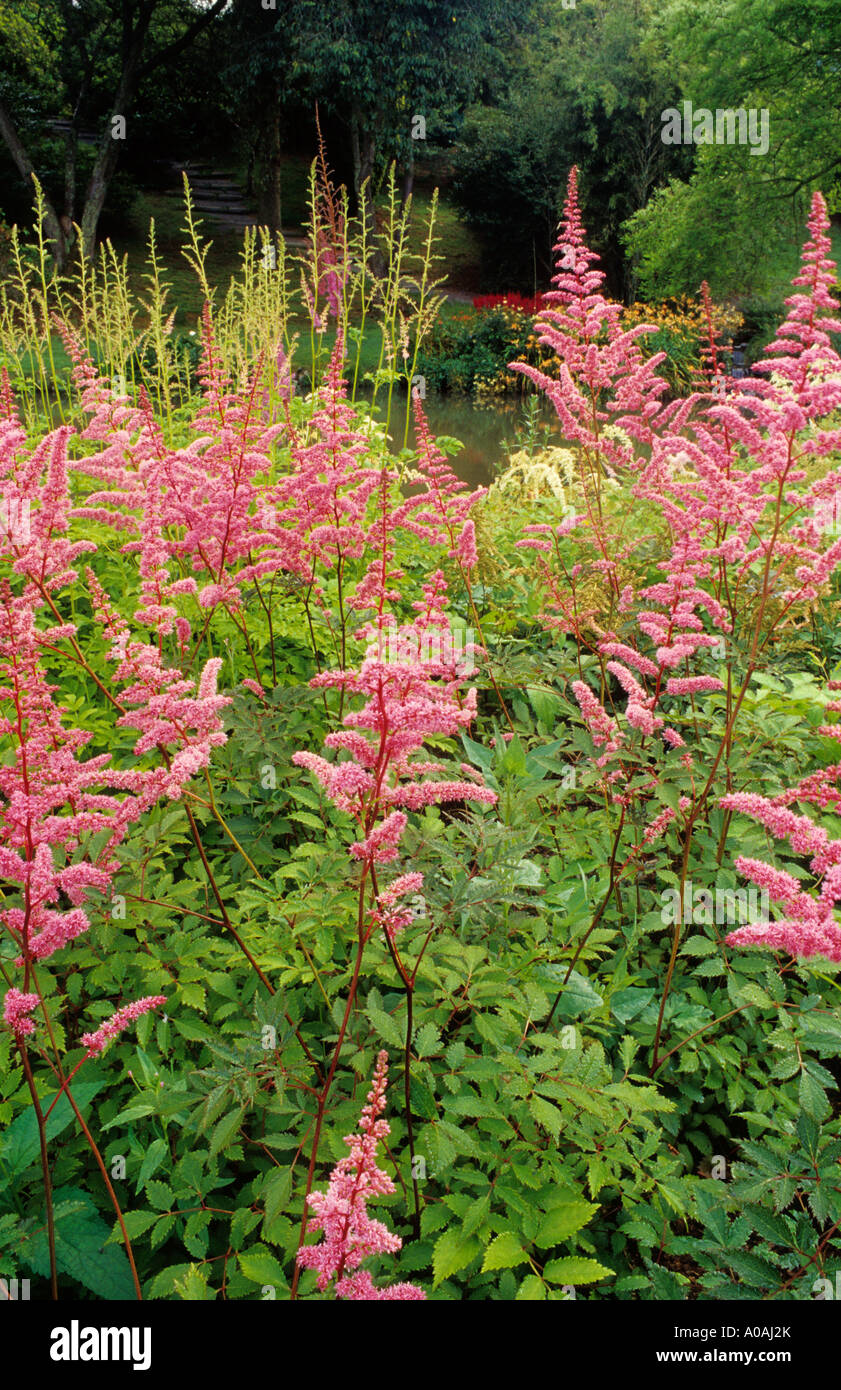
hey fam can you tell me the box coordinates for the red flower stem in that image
[290,867,370,1299]
[61,1081,142,1301]
[43,1057,85,1120]
[18,1040,57,1299]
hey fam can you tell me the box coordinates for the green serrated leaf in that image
[22,1188,135,1299]
[209,1107,244,1157]
[366,1004,404,1050]
[516,1273,546,1300]
[543,1256,613,1285]
[529,1094,562,1141]
[150,1213,177,1249]
[414,1022,441,1058]
[146,1180,174,1212]
[800,1071,830,1121]
[433,1228,481,1287]
[0,1082,104,1177]
[239,1245,287,1287]
[105,1209,160,1247]
[481,1231,528,1273]
[174,1264,214,1301]
[534,1200,598,1248]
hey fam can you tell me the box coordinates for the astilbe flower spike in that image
[292,564,496,873]
[0,364,228,1050]
[292,396,496,917]
[2,988,40,1038]
[85,571,229,807]
[510,166,669,472]
[719,702,841,966]
[528,185,841,755]
[60,312,286,620]
[297,1051,425,1299]
[514,177,841,981]
[80,996,168,1058]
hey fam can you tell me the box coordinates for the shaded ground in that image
[116,153,484,328]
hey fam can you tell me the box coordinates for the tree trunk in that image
[0,98,70,271]
[2,1,229,266]
[267,106,282,233]
[63,127,77,224]
[78,15,152,259]
[79,125,126,258]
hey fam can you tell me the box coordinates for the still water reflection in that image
[379,393,564,490]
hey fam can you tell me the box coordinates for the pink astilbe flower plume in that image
[0,361,229,1055]
[297,1051,425,1300]
[311,122,346,324]
[721,748,841,965]
[292,409,496,886]
[253,335,416,645]
[368,873,425,940]
[0,583,126,968]
[2,988,40,1038]
[0,563,228,1026]
[409,397,486,565]
[519,180,841,877]
[293,563,496,870]
[80,996,167,1057]
[59,312,286,620]
[510,166,669,470]
[720,676,841,964]
[85,571,229,806]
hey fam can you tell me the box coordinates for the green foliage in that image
[623,0,841,300]
[416,304,537,395]
[3,133,841,1306]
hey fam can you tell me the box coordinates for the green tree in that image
[220,0,301,235]
[0,0,228,268]
[452,0,680,294]
[623,0,841,298]
[290,0,519,237]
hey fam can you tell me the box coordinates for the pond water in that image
[374,391,564,489]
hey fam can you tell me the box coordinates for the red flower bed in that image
[471,291,548,314]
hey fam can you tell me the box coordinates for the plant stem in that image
[19,1041,58,1299]
[62,1083,143,1301]
[289,870,370,1299]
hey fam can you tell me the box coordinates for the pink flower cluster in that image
[293,564,496,871]
[2,988,40,1038]
[572,678,624,767]
[0,356,226,1050]
[80,996,168,1057]
[86,572,229,802]
[60,310,286,623]
[292,401,496,886]
[720,777,841,963]
[518,169,841,972]
[297,1051,425,1300]
[368,872,425,940]
[510,165,669,471]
